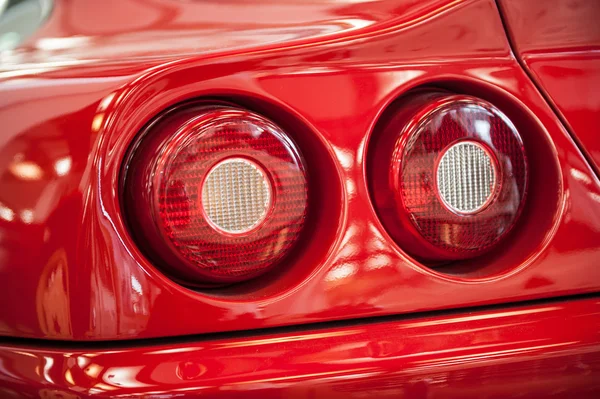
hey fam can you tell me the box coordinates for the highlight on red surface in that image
[371,93,528,262]
[122,104,309,285]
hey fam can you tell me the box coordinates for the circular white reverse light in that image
[436,141,496,214]
[201,158,272,234]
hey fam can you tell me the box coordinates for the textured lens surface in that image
[437,142,495,214]
[202,158,271,234]
[396,99,527,256]
[126,107,309,284]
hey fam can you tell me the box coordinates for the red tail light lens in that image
[371,94,527,262]
[123,105,308,285]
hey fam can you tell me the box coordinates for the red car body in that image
[0,0,598,397]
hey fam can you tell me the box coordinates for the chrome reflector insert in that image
[436,141,496,214]
[201,158,271,234]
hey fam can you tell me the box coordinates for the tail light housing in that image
[370,93,528,262]
[122,104,308,285]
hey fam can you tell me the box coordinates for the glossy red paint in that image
[8,0,459,66]
[1,297,600,397]
[497,0,600,171]
[0,0,599,342]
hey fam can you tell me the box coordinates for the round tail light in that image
[371,93,527,262]
[122,104,308,285]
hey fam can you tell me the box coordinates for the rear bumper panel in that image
[1,297,599,398]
